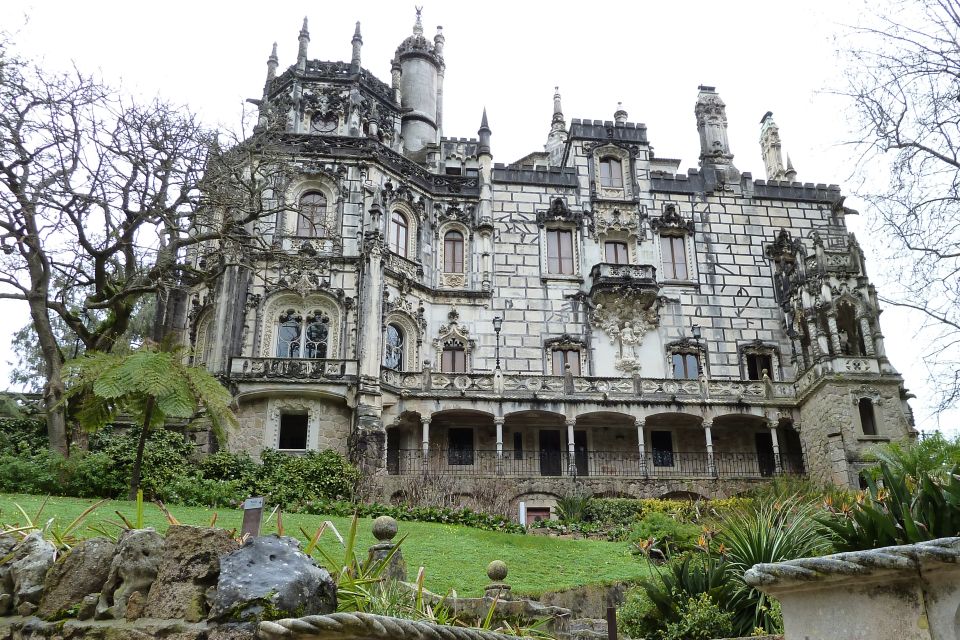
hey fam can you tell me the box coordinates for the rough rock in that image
[124,590,146,622]
[77,594,98,620]
[0,532,55,613]
[143,525,238,622]
[38,536,116,619]
[210,535,336,621]
[96,528,164,620]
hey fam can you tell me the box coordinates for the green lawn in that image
[0,493,648,597]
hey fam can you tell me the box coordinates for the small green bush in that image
[660,592,734,640]
[198,450,258,487]
[587,497,752,525]
[0,451,62,495]
[0,417,48,455]
[628,512,702,557]
[617,581,662,639]
[65,451,129,498]
[87,427,195,498]
[555,490,592,523]
[156,476,247,508]
[299,500,526,534]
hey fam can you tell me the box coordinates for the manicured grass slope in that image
[0,493,647,597]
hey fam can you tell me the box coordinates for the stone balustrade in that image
[230,357,358,382]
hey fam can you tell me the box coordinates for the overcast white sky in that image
[2,0,955,433]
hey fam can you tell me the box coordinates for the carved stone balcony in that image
[588,263,659,303]
[230,357,358,383]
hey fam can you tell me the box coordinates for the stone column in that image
[566,418,577,476]
[421,415,431,468]
[806,315,826,359]
[826,313,842,356]
[859,316,876,356]
[769,419,783,474]
[494,416,505,475]
[703,419,716,477]
[635,417,647,477]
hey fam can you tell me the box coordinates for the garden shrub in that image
[87,427,194,497]
[65,451,129,498]
[254,449,360,505]
[0,450,63,495]
[198,450,258,488]
[587,497,752,526]
[627,511,702,557]
[660,592,734,640]
[554,490,592,522]
[155,476,247,508]
[617,580,662,639]
[300,499,526,534]
[0,417,48,455]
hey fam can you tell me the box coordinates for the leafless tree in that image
[0,40,289,454]
[843,0,960,412]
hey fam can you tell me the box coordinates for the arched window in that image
[277,309,329,358]
[599,157,623,188]
[297,192,327,237]
[302,312,330,359]
[858,398,877,436]
[384,324,404,370]
[444,230,464,272]
[390,211,409,257]
[277,309,303,358]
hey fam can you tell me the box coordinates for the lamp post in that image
[691,323,702,341]
[492,316,503,370]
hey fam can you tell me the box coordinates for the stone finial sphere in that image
[372,515,398,542]
[486,560,508,582]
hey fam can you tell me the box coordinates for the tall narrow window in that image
[441,342,466,373]
[546,229,575,275]
[390,211,409,257]
[599,157,623,188]
[277,310,303,358]
[302,312,329,359]
[604,241,629,264]
[444,230,464,272]
[858,398,877,436]
[661,235,688,280]
[551,349,581,376]
[297,192,327,237]
[383,324,404,370]
[671,352,699,379]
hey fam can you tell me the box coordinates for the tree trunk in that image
[28,297,68,457]
[128,395,156,501]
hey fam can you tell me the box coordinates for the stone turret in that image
[695,85,739,184]
[545,87,567,166]
[614,102,628,124]
[394,8,445,155]
[350,21,363,75]
[296,17,309,73]
[760,111,798,182]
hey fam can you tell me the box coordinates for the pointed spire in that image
[785,154,797,181]
[266,42,278,84]
[413,6,424,36]
[478,107,491,155]
[351,21,363,74]
[552,86,564,128]
[297,17,310,72]
[614,101,628,125]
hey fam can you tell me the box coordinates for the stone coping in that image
[744,537,960,590]
[260,612,526,640]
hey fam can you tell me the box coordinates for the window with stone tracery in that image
[441,339,466,373]
[384,323,404,370]
[296,192,328,237]
[551,348,582,376]
[604,240,629,265]
[443,230,464,273]
[599,157,623,188]
[276,308,329,359]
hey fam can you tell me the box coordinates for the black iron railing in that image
[386,449,806,479]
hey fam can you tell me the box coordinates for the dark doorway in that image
[448,428,474,465]
[278,414,308,450]
[386,431,400,475]
[756,432,776,477]
[539,429,563,476]
[574,430,588,476]
[651,430,674,467]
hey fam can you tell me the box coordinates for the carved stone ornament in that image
[435,201,476,227]
[766,228,803,263]
[301,88,349,123]
[593,204,641,240]
[382,180,426,217]
[536,197,588,229]
[650,203,695,235]
[590,293,662,371]
[433,308,475,352]
[274,251,332,297]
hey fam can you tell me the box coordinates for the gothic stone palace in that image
[190,12,915,514]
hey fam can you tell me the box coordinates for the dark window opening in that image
[448,428,474,465]
[513,432,523,460]
[859,398,877,436]
[279,414,308,450]
[297,192,327,238]
[746,353,773,380]
[651,430,674,467]
[383,324,404,370]
[444,166,463,176]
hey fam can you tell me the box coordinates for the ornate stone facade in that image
[190,13,915,510]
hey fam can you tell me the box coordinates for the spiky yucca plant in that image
[64,343,237,499]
